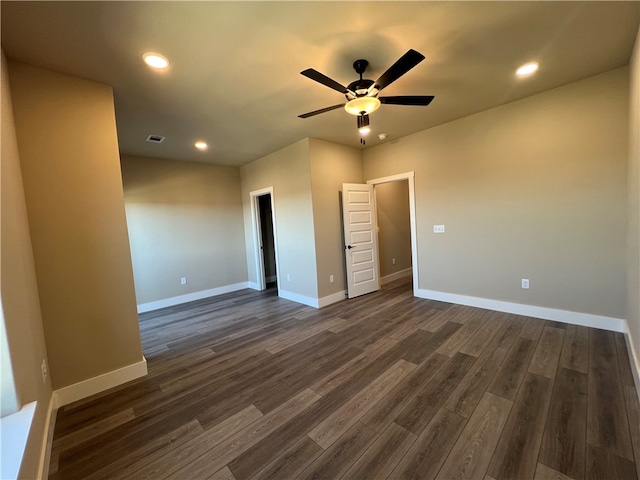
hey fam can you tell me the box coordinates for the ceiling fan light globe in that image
[345,97,381,116]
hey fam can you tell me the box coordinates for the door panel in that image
[349,211,372,224]
[342,183,380,299]
[352,250,373,265]
[350,230,373,245]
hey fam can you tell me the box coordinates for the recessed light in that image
[378,133,387,140]
[516,62,539,77]
[195,141,208,150]
[142,52,169,69]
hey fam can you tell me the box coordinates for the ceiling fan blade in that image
[379,95,434,106]
[301,68,350,94]
[373,49,426,92]
[298,104,345,118]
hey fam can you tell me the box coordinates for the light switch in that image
[433,225,445,233]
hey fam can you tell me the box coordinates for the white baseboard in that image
[380,268,412,286]
[137,282,250,313]
[624,321,640,401]
[278,289,319,308]
[277,289,346,309]
[248,282,260,290]
[37,395,56,480]
[416,288,626,332]
[318,290,347,308]
[53,357,147,408]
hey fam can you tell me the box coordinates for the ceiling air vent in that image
[146,134,165,143]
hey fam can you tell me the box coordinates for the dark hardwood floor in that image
[48,279,640,479]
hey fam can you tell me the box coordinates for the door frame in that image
[250,187,280,291]
[366,172,419,292]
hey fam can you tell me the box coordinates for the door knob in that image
[347,245,354,249]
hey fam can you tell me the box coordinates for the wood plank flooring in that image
[48,279,640,480]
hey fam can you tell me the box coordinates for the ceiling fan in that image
[298,49,435,136]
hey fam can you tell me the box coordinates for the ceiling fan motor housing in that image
[347,59,377,98]
[347,78,376,98]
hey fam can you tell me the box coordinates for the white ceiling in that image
[2,1,639,167]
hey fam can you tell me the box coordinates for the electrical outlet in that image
[329,275,334,283]
[521,278,530,289]
[287,274,291,282]
[392,258,396,265]
[180,277,187,285]
[433,225,445,234]
[41,359,48,383]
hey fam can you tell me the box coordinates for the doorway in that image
[374,179,413,289]
[368,172,419,293]
[258,194,277,288]
[250,187,280,291]
[342,172,418,299]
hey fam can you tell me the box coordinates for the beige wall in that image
[8,62,143,389]
[364,68,628,320]
[375,180,412,278]
[240,139,319,300]
[628,25,640,384]
[1,51,52,480]
[309,138,363,299]
[121,155,248,305]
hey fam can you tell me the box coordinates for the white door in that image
[342,183,380,298]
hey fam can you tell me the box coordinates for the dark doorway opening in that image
[258,194,277,289]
